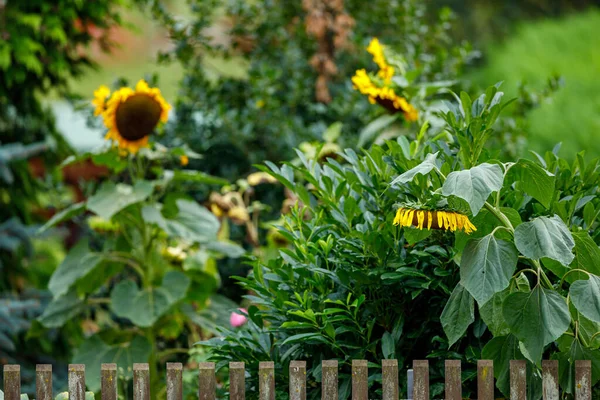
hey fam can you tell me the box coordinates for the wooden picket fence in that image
[1,359,593,400]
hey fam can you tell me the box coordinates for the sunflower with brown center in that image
[393,208,477,234]
[93,80,171,153]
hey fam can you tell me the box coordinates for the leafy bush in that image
[201,85,600,399]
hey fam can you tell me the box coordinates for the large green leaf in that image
[543,231,600,282]
[553,336,600,394]
[480,288,511,336]
[390,152,438,186]
[72,335,151,392]
[514,215,575,267]
[460,234,517,305]
[503,286,571,364]
[37,290,85,328]
[48,239,102,298]
[109,271,190,327]
[481,335,542,399]
[570,274,600,323]
[87,180,154,219]
[442,163,503,215]
[37,202,86,234]
[508,159,555,209]
[142,199,219,243]
[440,283,474,347]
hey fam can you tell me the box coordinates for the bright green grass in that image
[470,9,600,158]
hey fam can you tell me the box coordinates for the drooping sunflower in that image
[393,208,477,234]
[93,80,171,153]
[351,38,418,121]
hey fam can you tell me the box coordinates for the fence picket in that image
[351,360,368,400]
[199,362,216,400]
[412,360,429,400]
[542,360,559,400]
[229,362,246,400]
[166,363,182,400]
[259,361,275,400]
[3,365,20,400]
[321,360,338,400]
[575,360,591,400]
[510,360,526,400]
[444,360,461,400]
[289,361,306,400]
[381,359,398,400]
[68,364,86,400]
[133,363,150,400]
[36,364,52,400]
[477,360,494,400]
[101,363,117,400]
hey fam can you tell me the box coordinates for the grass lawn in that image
[469,8,600,158]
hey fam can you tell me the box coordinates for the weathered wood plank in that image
[3,365,20,400]
[68,364,86,400]
[382,359,398,400]
[166,363,182,400]
[351,360,368,400]
[289,360,306,400]
[444,360,461,400]
[575,360,591,400]
[199,362,216,400]
[133,363,150,400]
[510,360,526,400]
[259,361,275,400]
[412,360,429,400]
[321,360,338,400]
[477,360,494,400]
[36,364,52,400]
[542,360,559,400]
[229,362,245,400]
[101,363,117,400]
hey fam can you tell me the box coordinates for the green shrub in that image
[201,85,600,399]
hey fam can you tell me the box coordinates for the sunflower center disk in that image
[115,94,162,141]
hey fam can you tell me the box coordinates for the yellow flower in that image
[366,38,394,83]
[92,85,111,116]
[100,80,171,153]
[393,208,477,234]
[351,69,418,121]
[180,155,189,166]
[228,206,250,225]
[247,172,277,186]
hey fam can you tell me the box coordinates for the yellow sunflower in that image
[393,208,477,234]
[351,69,418,121]
[92,85,111,116]
[97,80,171,153]
[366,38,394,83]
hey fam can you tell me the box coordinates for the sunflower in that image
[366,38,394,83]
[92,85,110,116]
[351,69,418,121]
[393,208,477,234]
[96,80,171,153]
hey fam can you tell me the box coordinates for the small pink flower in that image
[230,308,248,328]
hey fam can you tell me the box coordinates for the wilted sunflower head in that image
[94,80,171,153]
[393,208,477,234]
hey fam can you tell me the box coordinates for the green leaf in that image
[554,336,600,394]
[480,288,510,336]
[440,283,475,347]
[37,202,86,234]
[109,271,190,327]
[390,152,438,186]
[570,274,600,323]
[442,163,503,215]
[357,114,398,147]
[87,181,154,219]
[323,122,343,143]
[514,215,575,266]
[403,227,432,244]
[38,290,85,328]
[508,159,555,208]
[142,200,220,243]
[460,234,518,305]
[48,239,102,298]
[167,170,229,185]
[503,286,571,364]
[381,331,395,359]
[72,335,151,392]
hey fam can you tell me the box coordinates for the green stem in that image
[483,202,514,231]
[104,255,145,282]
[559,268,591,288]
[532,259,554,289]
[87,297,111,305]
